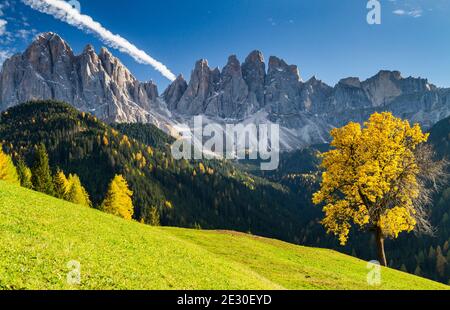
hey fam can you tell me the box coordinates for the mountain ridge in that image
[1,32,449,149]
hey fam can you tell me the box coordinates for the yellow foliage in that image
[102,175,134,220]
[53,169,70,199]
[135,152,143,161]
[120,135,131,148]
[198,163,206,174]
[147,146,154,157]
[379,207,416,238]
[0,146,19,185]
[66,174,91,207]
[313,112,428,245]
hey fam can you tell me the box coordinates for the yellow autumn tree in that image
[66,174,91,207]
[53,169,70,199]
[0,146,19,185]
[101,175,134,220]
[313,112,447,266]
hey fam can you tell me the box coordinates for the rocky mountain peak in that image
[242,50,266,108]
[268,56,301,81]
[361,70,404,106]
[83,44,95,54]
[373,70,402,80]
[25,32,74,65]
[99,46,112,58]
[300,76,333,112]
[206,54,249,118]
[195,59,210,70]
[32,32,70,50]
[265,56,302,114]
[174,59,215,115]
[163,74,188,110]
[339,77,361,88]
[245,50,264,64]
[222,55,242,76]
[0,32,161,123]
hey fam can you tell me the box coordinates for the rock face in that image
[242,50,266,110]
[0,32,159,123]
[264,56,302,115]
[300,76,333,112]
[174,59,217,116]
[2,32,450,149]
[162,74,187,111]
[206,55,249,118]
[165,51,449,139]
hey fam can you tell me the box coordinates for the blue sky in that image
[1,0,450,90]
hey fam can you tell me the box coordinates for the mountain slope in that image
[0,100,305,243]
[0,181,447,290]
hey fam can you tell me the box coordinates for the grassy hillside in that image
[0,101,304,242]
[0,182,447,290]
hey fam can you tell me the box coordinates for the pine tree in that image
[0,146,19,184]
[31,144,54,195]
[149,207,160,226]
[198,163,206,174]
[101,175,134,220]
[414,265,422,276]
[66,174,91,207]
[400,264,408,273]
[16,158,33,189]
[53,169,69,199]
[443,241,449,254]
[436,246,447,277]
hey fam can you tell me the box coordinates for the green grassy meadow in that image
[0,181,447,290]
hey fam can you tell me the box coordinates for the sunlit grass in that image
[0,181,447,290]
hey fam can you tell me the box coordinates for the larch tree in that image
[66,174,91,207]
[16,158,33,189]
[313,112,447,266]
[101,175,134,220]
[31,143,54,195]
[53,169,70,199]
[0,146,19,185]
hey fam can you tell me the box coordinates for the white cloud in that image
[393,8,423,18]
[22,0,176,81]
[409,9,423,18]
[16,28,38,40]
[393,9,406,15]
[0,49,13,68]
[0,19,7,36]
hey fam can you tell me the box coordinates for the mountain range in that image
[1,32,450,149]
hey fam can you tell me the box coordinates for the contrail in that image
[22,0,176,81]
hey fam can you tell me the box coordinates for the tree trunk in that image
[375,226,387,267]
